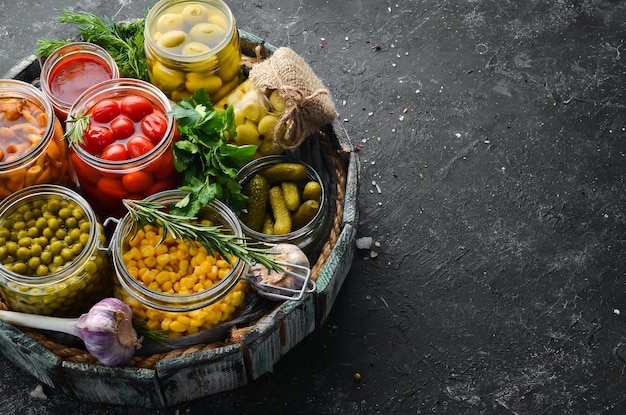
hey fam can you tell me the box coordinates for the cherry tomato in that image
[122,171,154,193]
[141,112,168,144]
[100,143,130,161]
[110,116,136,140]
[97,177,130,199]
[120,95,153,122]
[82,125,114,155]
[91,99,120,123]
[127,136,155,158]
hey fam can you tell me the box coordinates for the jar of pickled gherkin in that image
[0,184,112,317]
[144,0,242,103]
[109,190,249,338]
[236,155,330,254]
[0,80,76,201]
[66,78,181,219]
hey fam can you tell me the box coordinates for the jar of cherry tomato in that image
[144,0,242,103]
[67,78,180,218]
[40,42,120,122]
[0,79,75,200]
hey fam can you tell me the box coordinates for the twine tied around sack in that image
[249,47,338,149]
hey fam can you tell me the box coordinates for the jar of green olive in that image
[236,155,330,254]
[0,184,112,317]
[144,0,242,103]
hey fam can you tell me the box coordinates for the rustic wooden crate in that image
[0,29,359,408]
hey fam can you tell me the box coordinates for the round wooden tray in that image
[0,30,359,408]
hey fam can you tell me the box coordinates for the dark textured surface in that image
[2,0,626,414]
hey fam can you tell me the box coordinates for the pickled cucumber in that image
[268,186,292,234]
[302,181,322,201]
[261,163,308,184]
[245,174,269,231]
[292,199,320,229]
[281,181,301,211]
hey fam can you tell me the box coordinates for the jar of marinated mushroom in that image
[0,80,75,200]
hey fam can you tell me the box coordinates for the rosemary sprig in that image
[122,199,282,272]
[63,114,90,146]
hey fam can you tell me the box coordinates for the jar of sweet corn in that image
[67,78,181,219]
[236,155,330,254]
[110,190,249,338]
[144,0,242,103]
[0,184,112,317]
[0,79,75,201]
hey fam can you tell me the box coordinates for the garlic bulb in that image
[0,298,141,366]
[75,298,142,366]
[249,243,311,297]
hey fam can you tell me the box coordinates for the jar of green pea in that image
[0,184,112,317]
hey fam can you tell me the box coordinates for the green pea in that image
[47,217,60,231]
[28,257,41,270]
[36,265,49,276]
[27,227,40,238]
[30,244,42,257]
[58,207,72,219]
[50,241,63,255]
[16,247,30,260]
[17,230,28,240]
[55,228,66,240]
[35,217,47,229]
[13,221,26,231]
[12,263,27,274]
[18,237,32,247]
[6,241,17,255]
[60,248,73,261]
[65,217,78,229]
[80,222,91,234]
[70,243,83,256]
[40,251,52,265]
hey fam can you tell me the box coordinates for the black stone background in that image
[1,0,626,414]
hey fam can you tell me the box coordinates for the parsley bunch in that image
[169,89,257,217]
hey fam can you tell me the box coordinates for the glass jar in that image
[144,0,242,103]
[67,78,181,219]
[0,184,112,317]
[0,79,75,201]
[110,190,249,338]
[236,155,330,254]
[40,42,120,122]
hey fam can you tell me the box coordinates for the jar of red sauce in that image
[40,42,120,122]
[0,79,75,200]
[66,78,181,218]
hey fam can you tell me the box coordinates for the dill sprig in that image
[122,199,282,272]
[35,10,148,80]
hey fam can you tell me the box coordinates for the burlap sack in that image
[249,47,338,149]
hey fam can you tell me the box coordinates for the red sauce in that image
[48,55,113,104]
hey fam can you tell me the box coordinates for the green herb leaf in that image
[168,89,256,217]
[123,199,282,272]
[35,10,148,80]
[63,114,90,146]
